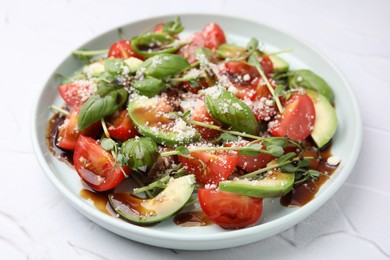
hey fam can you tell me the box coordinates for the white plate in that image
[31,14,362,250]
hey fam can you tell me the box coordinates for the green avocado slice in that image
[307,91,338,148]
[219,170,294,198]
[109,175,195,224]
[269,56,289,73]
[128,96,200,146]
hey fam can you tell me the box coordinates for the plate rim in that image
[31,12,363,250]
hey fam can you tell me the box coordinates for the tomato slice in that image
[106,110,138,141]
[153,23,164,34]
[269,93,316,141]
[58,81,95,106]
[178,151,238,185]
[178,23,226,63]
[223,61,260,100]
[225,141,274,172]
[108,40,144,60]
[259,56,274,76]
[57,105,101,150]
[178,32,205,64]
[198,188,263,229]
[202,23,226,50]
[73,135,129,191]
[190,101,220,139]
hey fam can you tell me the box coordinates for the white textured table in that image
[1,0,389,258]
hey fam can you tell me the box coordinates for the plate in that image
[31,14,362,250]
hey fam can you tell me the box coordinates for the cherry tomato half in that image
[57,105,101,150]
[198,188,263,229]
[108,40,144,60]
[106,110,138,142]
[179,151,238,185]
[268,93,315,141]
[202,23,227,50]
[58,82,95,106]
[225,141,274,172]
[223,61,260,100]
[73,135,129,191]
[190,101,220,140]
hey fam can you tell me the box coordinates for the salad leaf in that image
[132,76,166,97]
[289,69,334,103]
[131,33,182,58]
[78,85,128,131]
[121,137,159,173]
[103,58,129,76]
[204,87,259,135]
[162,17,184,35]
[139,54,190,79]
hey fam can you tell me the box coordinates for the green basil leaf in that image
[121,137,159,173]
[139,54,190,79]
[162,17,184,35]
[104,58,129,76]
[78,86,128,131]
[132,76,166,97]
[205,87,259,135]
[289,70,334,103]
[131,33,181,58]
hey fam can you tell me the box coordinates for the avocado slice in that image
[128,96,200,146]
[109,175,195,224]
[124,57,143,74]
[307,91,338,148]
[219,170,294,198]
[269,56,289,73]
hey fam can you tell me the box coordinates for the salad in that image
[47,17,339,229]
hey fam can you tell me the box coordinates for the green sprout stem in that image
[240,156,315,179]
[49,105,69,116]
[101,118,110,139]
[72,49,108,56]
[160,145,270,157]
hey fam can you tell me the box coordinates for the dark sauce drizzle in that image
[47,113,338,226]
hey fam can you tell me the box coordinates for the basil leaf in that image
[121,137,159,173]
[162,17,184,35]
[78,86,128,131]
[132,76,166,97]
[289,70,334,103]
[139,54,190,79]
[104,58,129,76]
[131,33,182,58]
[205,87,259,135]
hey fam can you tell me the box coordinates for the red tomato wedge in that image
[198,188,263,229]
[106,110,138,141]
[202,23,226,50]
[58,81,95,106]
[190,102,220,140]
[178,151,238,185]
[225,141,274,172]
[223,61,260,100]
[178,23,226,63]
[259,56,274,76]
[108,40,144,60]
[73,135,129,191]
[269,93,316,141]
[57,105,101,150]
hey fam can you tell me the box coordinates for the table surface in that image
[2,0,389,258]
